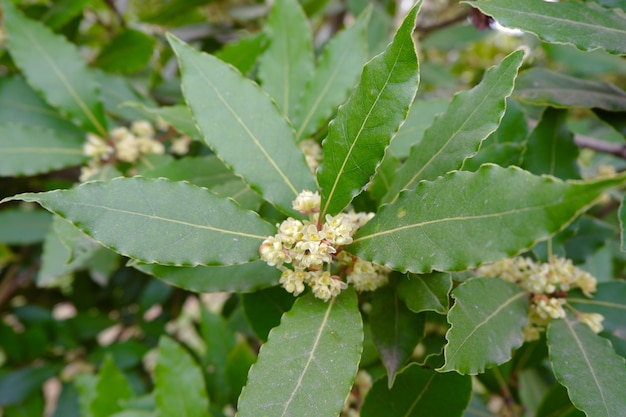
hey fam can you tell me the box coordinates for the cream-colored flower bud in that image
[131,120,155,138]
[115,135,140,162]
[578,312,604,333]
[292,190,320,214]
[259,236,290,266]
[279,269,308,296]
[84,133,113,159]
[171,136,192,155]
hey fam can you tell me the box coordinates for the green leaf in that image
[215,32,268,76]
[2,0,108,136]
[514,68,626,111]
[91,356,133,417]
[568,282,626,337]
[360,363,472,417]
[0,76,85,139]
[0,209,52,244]
[548,314,626,417]
[466,0,626,55]
[0,124,86,177]
[237,288,363,417]
[521,108,580,179]
[0,364,60,407]
[370,286,424,387]
[439,278,528,374]
[257,0,314,120]
[154,336,210,417]
[135,261,279,293]
[42,0,92,29]
[94,29,156,74]
[94,71,157,122]
[200,308,236,405]
[387,98,450,159]
[398,272,452,315]
[225,341,256,404]
[293,7,371,140]
[242,285,296,341]
[463,394,496,417]
[536,383,585,417]
[317,2,421,218]
[168,34,316,215]
[383,50,524,204]
[2,177,275,266]
[125,104,201,141]
[351,164,626,273]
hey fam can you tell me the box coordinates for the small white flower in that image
[171,136,192,155]
[259,236,290,266]
[280,269,309,296]
[578,312,604,333]
[292,190,320,214]
[131,120,155,138]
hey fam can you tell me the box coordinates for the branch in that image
[574,134,626,159]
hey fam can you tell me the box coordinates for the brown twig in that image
[415,12,470,36]
[0,260,39,309]
[574,134,626,159]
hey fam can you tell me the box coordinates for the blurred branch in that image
[0,259,38,309]
[415,11,470,36]
[574,134,626,159]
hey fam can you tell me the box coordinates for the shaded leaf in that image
[0,209,52,244]
[3,177,275,266]
[361,364,471,417]
[125,104,201,141]
[241,285,296,341]
[257,0,314,120]
[2,0,108,136]
[94,29,156,74]
[568,282,626,337]
[215,32,268,75]
[370,286,425,387]
[548,314,626,417]
[135,261,279,293]
[467,0,626,55]
[514,68,626,111]
[521,107,580,179]
[398,272,452,315]
[463,394,496,417]
[154,336,210,417]
[200,308,236,405]
[351,164,626,273]
[95,71,157,121]
[317,2,421,217]
[225,341,256,404]
[0,124,86,177]
[536,383,585,417]
[439,278,528,374]
[0,364,61,407]
[294,7,371,139]
[168,34,316,215]
[237,288,363,417]
[384,50,524,204]
[91,356,133,417]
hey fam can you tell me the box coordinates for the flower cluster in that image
[259,190,388,301]
[299,139,323,174]
[476,255,603,341]
[476,256,604,341]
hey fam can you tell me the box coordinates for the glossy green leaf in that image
[168,34,316,215]
[2,0,107,136]
[215,32,268,75]
[135,261,279,293]
[155,336,210,417]
[94,29,155,74]
[0,209,52,244]
[361,363,472,417]
[91,356,133,417]
[3,177,275,266]
[317,2,421,218]
[536,383,585,417]
[521,108,580,179]
[351,165,626,274]
[467,0,626,55]
[383,50,524,204]
[398,272,452,315]
[242,285,296,341]
[0,124,86,177]
[548,315,626,417]
[0,76,84,138]
[387,98,450,159]
[257,0,314,120]
[568,282,626,337]
[293,7,371,140]
[237,288,363,417]
[370,287,424,387]
[439,278,528,374]
[514,68,626,111]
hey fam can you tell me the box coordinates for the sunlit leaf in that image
[438,277,528,374]
[514,68,626,111]
[548,315,626,416]
[351,165,626,273]
[384,50,524,204]
[467,0,626,55]
[317,2,421,217]
[2,0,108,136]
[257,0,314,120]
[3,177,275,266]
[168,34,316,215]
[237,289,362,417]
[361,364,471,417]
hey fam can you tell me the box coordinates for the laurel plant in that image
[1,0,626,416]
